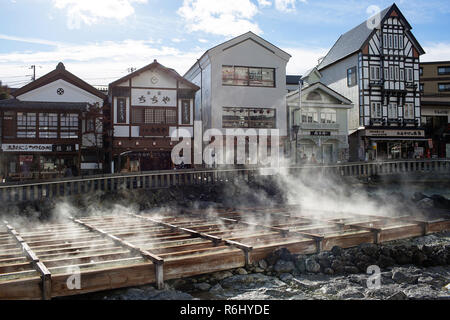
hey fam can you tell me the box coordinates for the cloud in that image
[284,46,328,74]
[52,0,147,29]
[274,0,297,13]
[421,42,450,62]
[257,0,272,7]
[0,34,63,47]
[177,0,262,37]
[0,38,205,86]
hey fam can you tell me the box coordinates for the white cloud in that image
[257,0,272,7]
[198,38,209,43]
[422,42,450,62]
[0,38,205,86]
[274,0,298,13]
[284,46,328,75]
[177,0,262,37]
[52,0,147,29]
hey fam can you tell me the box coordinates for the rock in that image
[258,259,268,270]
[318,257,331,269]
[236,268,248,275]
[377,255,396,268]
[279,273,294,283]
[209,283,223,293]
[324,268,335,275]
[274,260,295,273]
[305,258,321,273]
[221,274,285,290]
[338,287,365,299]
[194,282,211,291]
[359,243,379,257]
[331,246,342,256]
[412,192,427,202]
[344,266,360,274]
[295,256,306,273]
[331,259,344,273]
[387,291,408,300]
[412,251,427,266]
[266,248,294,265]
[417,198,434,209]
[392,270,418,284]
[254,267,265,273]
[429,194,450,209]
[212,271,233,281]
[292,278,322,290]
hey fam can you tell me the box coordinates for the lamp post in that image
[293,125,300,164]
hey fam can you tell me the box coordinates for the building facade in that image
[109,60,199,173]
[420,61,450,158]
[184,32,291,165]
[318,4,426,161]
[0,63,106,182]
[287,68,353,164]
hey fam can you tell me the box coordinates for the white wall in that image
[320,54,360,132]
[209,39,288,136]
[17,79,103,105]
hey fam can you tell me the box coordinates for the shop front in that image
[360,128,429,161]
[0,143,80,182]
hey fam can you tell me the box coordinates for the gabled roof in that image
[110,59,199,90]
[287,81,353,106]
[184,31,291,77]
[318,3,424,70]
[0,98,89,111]
[12,62,106,100]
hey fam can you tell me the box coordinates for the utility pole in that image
[30,65,36,81]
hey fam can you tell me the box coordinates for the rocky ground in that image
[73,231,450,301]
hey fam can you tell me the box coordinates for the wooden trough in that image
[0,206,449,300]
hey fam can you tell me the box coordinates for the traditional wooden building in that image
[318,4,427,161]
[108,60,199,172]
[0,63,107,182]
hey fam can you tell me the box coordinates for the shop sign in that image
[310,131,331,136]
[365,129,425,138]
[52,145,76,152]
[1,144,53,152]
[131,89,177,107]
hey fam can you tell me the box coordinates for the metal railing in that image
[0,159,449,203]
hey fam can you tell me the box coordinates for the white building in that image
[184,32,291,164]
[287,68,353,164]
[318,4,426,161]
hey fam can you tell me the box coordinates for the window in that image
[320,110,336,124]
[181,100,190,124]
[60,113,79,139]
[347,67,357,87]
[389,34,393,48]
[222,66,275,87]
[370,66,380,80]
[400,69,404,81]
[371,102,382,119]
[301,110,318,123]
[384,68,389,80]
[395,66,399,81]
[389,66,394,80]
[394,35,398,49]
[39,113,58,138]
[406,68,414,82]
[222,107,276,128]
[383,34,388,48]
[438,83,450,92]
[399,36,404,49]
[388,103,397,119]
[144,109,154,124]
[419,83,424,92]
[17,113,36,138]
[404,103,414,119]
[166,109,177,124]
[132,108,144,124]
[419,68,423,76]
[438,67,450,75]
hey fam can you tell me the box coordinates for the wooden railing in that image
[0,159,449,203]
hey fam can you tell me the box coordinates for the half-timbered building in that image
[0,63,107,182]
[108,60,199,172]
[318,4,426,161]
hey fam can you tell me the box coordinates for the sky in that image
[1,0,450,88]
